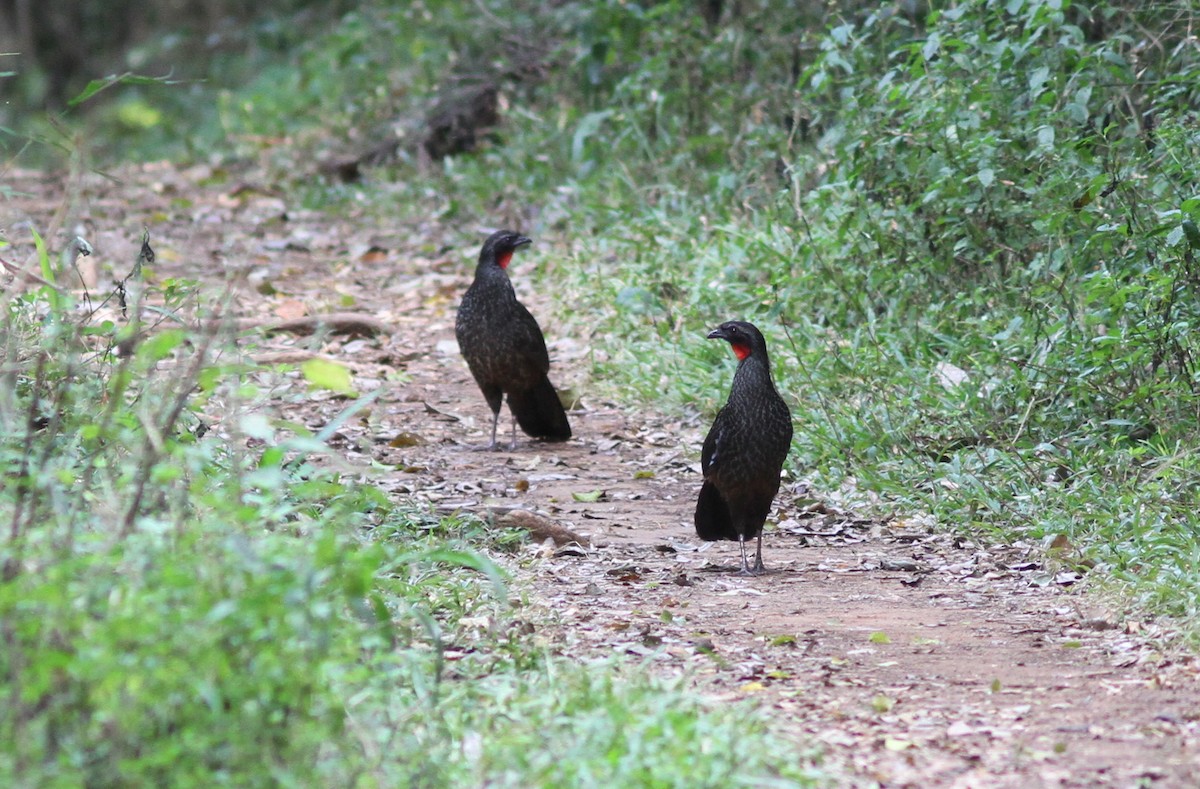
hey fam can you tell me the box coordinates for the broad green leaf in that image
[301,358,355,394]
[138,329,185,362]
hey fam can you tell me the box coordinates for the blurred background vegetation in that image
[4,0,1200,784]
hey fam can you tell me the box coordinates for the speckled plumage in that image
[695,320,792,574]
[455,230,571,449]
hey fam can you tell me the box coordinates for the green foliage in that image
[346,662,825,788]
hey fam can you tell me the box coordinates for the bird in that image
[455,229,572,450]
[694,320,793,575]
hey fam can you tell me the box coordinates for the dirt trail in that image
[6,165,1200,787]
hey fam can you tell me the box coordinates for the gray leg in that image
[482,386,503,450]
[488,410,500,450]
[737,534,752,575]
[753,530,765,574]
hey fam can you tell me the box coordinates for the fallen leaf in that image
[869,631,892,644]
[274,299,307,321]
[572,489,605,502]
[934,360,969,389]
[1047,533,1072,554]
[359,246,389,263]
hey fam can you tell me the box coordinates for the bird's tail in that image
[694,481,737,541]
[509,375,572,441]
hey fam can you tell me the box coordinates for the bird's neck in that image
[476,261,510,279]
[473,263,517,296]
[732,354,773,392]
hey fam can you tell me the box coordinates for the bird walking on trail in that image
[455,229,572,450]
[695,321,793,575]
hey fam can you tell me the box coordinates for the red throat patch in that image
[497,250,514,269]
[731,342,751,361]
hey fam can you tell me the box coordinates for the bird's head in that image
[479,229,532,270]
[707,320,767,362]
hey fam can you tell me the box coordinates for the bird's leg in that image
[737,534,752,576]
[753,530,765,574]
[508,411,518,451]
[488,410,501,450]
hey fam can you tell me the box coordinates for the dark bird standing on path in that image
[695,321,793,575]
[455,230,572,449]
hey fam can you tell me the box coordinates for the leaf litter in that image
[4,164,1200,786]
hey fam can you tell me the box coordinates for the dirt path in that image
[6,165,1200,787]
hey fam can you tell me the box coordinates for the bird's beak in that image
[707,327,727,341]
[515,236,532,248]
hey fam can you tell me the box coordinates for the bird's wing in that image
[513,302,551,371]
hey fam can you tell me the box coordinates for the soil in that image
[5,164,1200,787]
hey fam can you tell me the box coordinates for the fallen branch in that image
[496,510,594,547]
[233,312,390,338]
[252,350,345,365]
[0,255,63,290]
